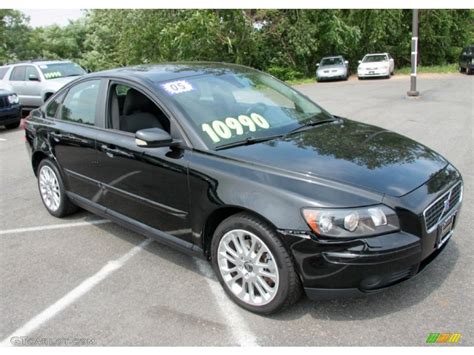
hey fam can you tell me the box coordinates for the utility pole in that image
[407,9,420,97]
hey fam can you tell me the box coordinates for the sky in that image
[21,9,85,27]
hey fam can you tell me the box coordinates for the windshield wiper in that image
[215,134,284,150]
[64,74,82,77]
[287,116,336,135]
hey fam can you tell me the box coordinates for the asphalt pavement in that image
[0,73,472,346]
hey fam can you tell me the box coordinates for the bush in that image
[266,66,304,81]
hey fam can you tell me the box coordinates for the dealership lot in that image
[1,73,472,346]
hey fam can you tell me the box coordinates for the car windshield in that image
[158,71,331,149]
[321,57,343,66]
[362,55,388,63]
[39,62,86,80]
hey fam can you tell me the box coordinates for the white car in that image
[0,60,86,109]
[357,53,395,79]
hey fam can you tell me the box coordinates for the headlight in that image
[302,205,400,238]
[7,94,19,104]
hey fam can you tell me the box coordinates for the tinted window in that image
[0,67,9,79]
[61,80,100,125]
[45,93,65,118]
[321,57,343,66]
[362,55,388,63]
[25,66,40,80]
[10,66,26,81]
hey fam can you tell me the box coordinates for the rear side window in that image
[10,66,26,81]
[61,80,100,125]
[0,67,9,79]
[45,93,65,118]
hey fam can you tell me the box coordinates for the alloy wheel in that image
[39,165,61,212]
[217,229,279,306]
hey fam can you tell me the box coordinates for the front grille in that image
[423,181,463,232]
[0,96,7,109]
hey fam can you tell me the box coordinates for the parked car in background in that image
[0,60,86,109]
[24,63,463,314]
[357,53,394,79]
[0,81,21,129]
[459,45,474,74]
[316,56,349,81]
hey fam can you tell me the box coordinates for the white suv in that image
[0,60,86,108]
[357,53,395,79]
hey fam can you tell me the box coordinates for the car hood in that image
[318,64,345,70]
[216,119,448,197]
[358,62,387,69]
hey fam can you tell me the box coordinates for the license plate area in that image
[436,213,456,248]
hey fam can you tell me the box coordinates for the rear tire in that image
[467,67,472,75]
[37,159,78,217]
[211,212,302,315]
[5,122,20,129]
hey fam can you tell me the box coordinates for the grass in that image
[285,77,316,85]
[395,63,458,75]
[286,64,459,85]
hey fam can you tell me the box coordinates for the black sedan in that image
[24,63,463,314]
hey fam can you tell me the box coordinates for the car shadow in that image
[87,214,460,321]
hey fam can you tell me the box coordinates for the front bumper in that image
[358,69,390,78]
[0,104,21,125]
[284,167,463,300]
[317,71,346,81]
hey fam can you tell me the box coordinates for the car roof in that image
[7,60,73,66]
[364,53,389,56]
[88,62,258,84]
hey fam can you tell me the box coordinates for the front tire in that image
[37,159,77,217]
[211,212,302,315]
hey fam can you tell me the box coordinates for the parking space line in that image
[0,220,111,236]
[194,259,258,347]
[0,238,153,347]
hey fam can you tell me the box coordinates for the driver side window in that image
[108,83,170,134]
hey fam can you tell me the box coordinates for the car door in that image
[23,66,43,106]
[48,79,105,200]
[8,66,28,105]
[93,81,192,241]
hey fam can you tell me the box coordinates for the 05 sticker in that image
[201,113,270,143]
[160,80,194,95]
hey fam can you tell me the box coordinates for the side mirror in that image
[28,74,40,81]
[358,60,362,64]
[135,128,175,148]
[345,60,349,65]
[316,63,320,67]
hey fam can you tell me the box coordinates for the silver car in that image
[316,56,349,82]
[0,60,86,109]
